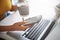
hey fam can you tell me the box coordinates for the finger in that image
[15,21,28,24]
[14,22,25,25]
[20,21,28,23]
[20,26,29,31]
[21,24,32,28]
[13,21,29,26]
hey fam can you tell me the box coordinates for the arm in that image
[0,25,18,32]
[0,25,25,32]
[0,22,32,32]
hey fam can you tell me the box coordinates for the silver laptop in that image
[23,18,55,40]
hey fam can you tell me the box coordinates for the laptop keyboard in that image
[23,19,55,40]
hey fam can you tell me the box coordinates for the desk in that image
[7,18,60,40]
[0,10,60,40]
[0,11,22,26]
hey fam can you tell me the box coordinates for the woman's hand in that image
[0,22,32,32]
[12,22,32,31]
[10,5,18,11]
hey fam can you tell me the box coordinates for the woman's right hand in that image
[12,22,32,31]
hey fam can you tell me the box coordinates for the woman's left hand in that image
[10,5,18,11]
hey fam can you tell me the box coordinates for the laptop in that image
[23,18,56,40]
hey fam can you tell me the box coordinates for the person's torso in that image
[0,0,12,20]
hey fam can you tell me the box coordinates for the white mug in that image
[18,4,29,17]
[55,4,60,19]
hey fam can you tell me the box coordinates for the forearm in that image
[0,25,23,32]
[0,22,31,32]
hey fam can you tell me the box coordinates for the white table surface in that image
[0,11,22,26]
[0,10,60,40]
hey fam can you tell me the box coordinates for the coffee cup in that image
[55,4,60,19]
